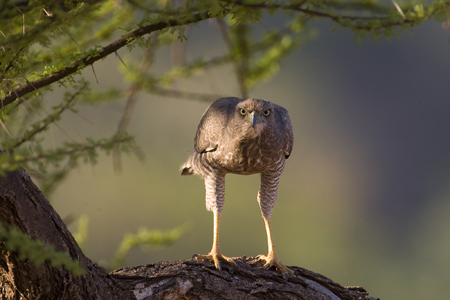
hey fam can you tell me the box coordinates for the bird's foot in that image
[192,249,236,271]
[257,253,294,281]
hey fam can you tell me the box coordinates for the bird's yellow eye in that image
[263,109,270,116]
[240,109,246,115]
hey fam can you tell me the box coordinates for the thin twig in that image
[11,83,87,149]
[115,51,127,67]
[91,64,99,84]
[76,131,88,145]
[49,126,55,151]
[13,5,25,36]
[216,18,248,99]
[0,118,13,138]
[58,25,81,47]
[151,87,219,102]
[391,0,406,19]
[3,135,134,170]
[2,10,212,107]
[69,109,94,125]
[113,33,158,172]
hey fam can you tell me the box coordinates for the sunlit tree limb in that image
[2,10,212,108]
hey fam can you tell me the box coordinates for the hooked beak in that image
[248,111,261,128]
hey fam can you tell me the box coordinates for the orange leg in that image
[257,216,294,280]
[193,212,236,270]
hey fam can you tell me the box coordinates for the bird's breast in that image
[214,137,284,175]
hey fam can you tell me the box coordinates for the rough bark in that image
[0,168,130,300]
[111,257,378,300]
[0,169,379,300]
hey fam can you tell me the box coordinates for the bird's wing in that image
[194,97,242,153]
[274,105,294,159]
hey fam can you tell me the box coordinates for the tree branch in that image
[225,0,448,29]
[112,33,158,172]
[2,10,212,108]
[4,1,446,109]
[10,82,87,150]
[112,257,379,300]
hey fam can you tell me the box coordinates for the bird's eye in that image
[263,109,270,116]
[240,109,246,115]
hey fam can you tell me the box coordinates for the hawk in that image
[181,97,294,279]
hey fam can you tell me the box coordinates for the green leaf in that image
[0,222,84,276]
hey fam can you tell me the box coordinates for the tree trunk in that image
[0,169,379,300]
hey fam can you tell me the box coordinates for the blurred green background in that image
[44,16,450,300]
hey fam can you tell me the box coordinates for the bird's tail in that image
[181,165,194,175]
[180,154,195,175]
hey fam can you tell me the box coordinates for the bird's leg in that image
[193,211,236,270]
[257,216,294,280]
[256,173,294,279]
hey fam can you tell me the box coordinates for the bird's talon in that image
[257,253,293,280]
[193,250,234,271]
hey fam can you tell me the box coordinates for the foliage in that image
[71,214,186,270]
[110,225,186,270]
[1,0,447,177]
[73,215,89,252]
[0,131,135,176]
[0,222,84,276]
[0,0,448,276]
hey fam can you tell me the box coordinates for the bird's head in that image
[236,99,274,137]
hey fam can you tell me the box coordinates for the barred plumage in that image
[181,97,294,279]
